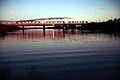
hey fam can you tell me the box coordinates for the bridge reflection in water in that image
[1,29,120,42]
[3,29,81,40]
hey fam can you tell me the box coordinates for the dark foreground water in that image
[0,29,120,80]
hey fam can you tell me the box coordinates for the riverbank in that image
[80,21,120,31]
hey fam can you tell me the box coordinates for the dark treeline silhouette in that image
[0,25,20,32]
[80,18,120,31]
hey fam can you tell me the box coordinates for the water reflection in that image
[0,29,120,80]
[0,29,120,42]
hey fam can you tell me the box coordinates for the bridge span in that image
[0,20,88,30]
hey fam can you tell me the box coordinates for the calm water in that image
[0,29,120,80]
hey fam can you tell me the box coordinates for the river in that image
[0,29,120,80]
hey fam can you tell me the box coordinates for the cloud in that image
[99,8,104,10]
[91,7,104,11]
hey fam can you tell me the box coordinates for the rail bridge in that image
[0,17,88,30]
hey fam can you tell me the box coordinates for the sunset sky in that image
[0,0,120,21]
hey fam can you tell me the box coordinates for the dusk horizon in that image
[0,0,120,21]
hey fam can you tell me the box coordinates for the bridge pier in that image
[43,25,45,31]
[63,26,66,30]
[63,25,68,30]
[22,26,24,29]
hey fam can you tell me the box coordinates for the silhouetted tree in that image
[114,18,117,21]
[118,18,120,21]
